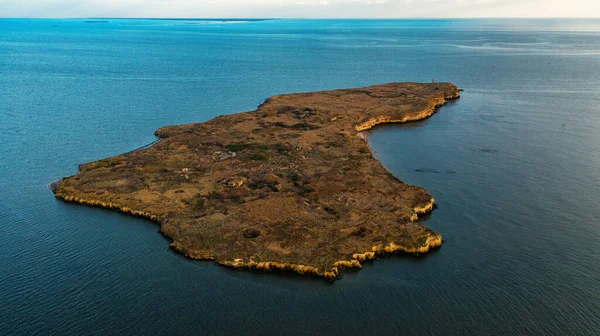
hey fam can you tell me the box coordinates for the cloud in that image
[0,0,598,18]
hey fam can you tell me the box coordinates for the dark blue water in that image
[1,19,599,335]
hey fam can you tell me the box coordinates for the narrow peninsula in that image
[53,82,460,280]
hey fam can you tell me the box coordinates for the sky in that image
[0,0,598,18]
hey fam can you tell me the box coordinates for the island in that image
[52,82,460,280]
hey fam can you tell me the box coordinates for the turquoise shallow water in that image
[1,18,599,335]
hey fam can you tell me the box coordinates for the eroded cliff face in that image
[354,90,459,132]
[53,82,459,280]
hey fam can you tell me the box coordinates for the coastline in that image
[52,192,442,280]
[52,82,460,281]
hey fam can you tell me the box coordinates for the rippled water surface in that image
[1,19,599,335]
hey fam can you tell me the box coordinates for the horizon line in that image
[2,17,600,20]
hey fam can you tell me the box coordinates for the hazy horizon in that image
[3,17,600,19]
[1,0,598,19]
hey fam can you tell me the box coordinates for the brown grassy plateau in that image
[53,82,460,280]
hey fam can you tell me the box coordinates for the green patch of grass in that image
[208,191,224,200]
[248,180,277,191]
[298,184,315,195]
[276,143,292,154]
[228,194,244,204]
[192,194,206,210]
[225,143,253,152]
[250,152,269,161]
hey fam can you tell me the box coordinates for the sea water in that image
[1,19,599,335]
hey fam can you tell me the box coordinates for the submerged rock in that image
[472,148,498,154]
[414,168,440,174]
